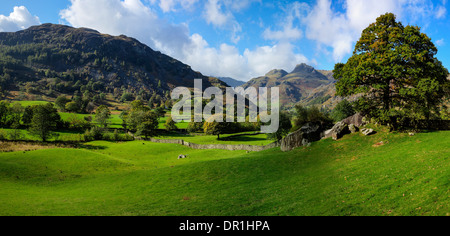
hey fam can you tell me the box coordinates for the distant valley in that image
[0,24,342,110]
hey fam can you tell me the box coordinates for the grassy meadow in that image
[0,127,448,216]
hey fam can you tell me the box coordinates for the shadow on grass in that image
[75,143,108,150]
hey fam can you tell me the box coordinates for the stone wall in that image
[149,138,281,152]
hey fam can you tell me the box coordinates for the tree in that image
[22,105,35,127]
[65,101,80,113]
[29,103,61,142]
[130,100,148,112]
[9,102,24,128]
[95,105,111,128]
[155,106,166,118]
[331,100,355,122]
[164,116,177,131]
[0,101,10,127]
[120,92,134,102]
[203,115,232,139]
[55,95,70,111]
[266,112,292,140]
[334,13,449,128]
[187,115,204,133]
[135,111,159,139]
[293,105,333,130]
[125,101,154,132]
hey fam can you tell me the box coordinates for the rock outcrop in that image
[330,122,350,140]
[281,123,324,152]
[361,128,376,136]
[342,113,366,127]
[323,113,368,140]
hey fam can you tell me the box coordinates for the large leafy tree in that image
[203,114,233,140]
[334,13,449,128]
[29,103,62,142]
[95,105,111,129]
[135,111,159,139]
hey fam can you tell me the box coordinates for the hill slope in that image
[242,64,335,106]
[0,129,448,216]
[0,24,225,101]
[218,77,246,87]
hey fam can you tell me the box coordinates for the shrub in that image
[164,117,177,131]
[292,105,333,131]
[8,128,24,141]
[266,112,292,140]
[0,129,7,140]
[187,121,204,133]
[84,127,104,141]
[331,99,355,122]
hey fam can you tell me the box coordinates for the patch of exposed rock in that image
[281,123,325,152]
[323,113,370,140]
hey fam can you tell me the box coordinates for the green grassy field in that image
[9,101,184,130]
[156,132,274,146]
[12,101,50,107]
[0,128,448,216]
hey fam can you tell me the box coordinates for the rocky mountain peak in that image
[265,69,288,78]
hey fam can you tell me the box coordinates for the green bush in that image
[84,127,104,141]
[292,105,333,131]
[0,129,7,140]
[331,99,355,122]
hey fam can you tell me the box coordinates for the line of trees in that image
[0,101,62,141]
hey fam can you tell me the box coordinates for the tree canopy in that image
[29,103,62,142]
[333,13,449,129]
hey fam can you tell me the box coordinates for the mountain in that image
[0,23,226,102]
[218,77,246,87]
[242,64,335,106]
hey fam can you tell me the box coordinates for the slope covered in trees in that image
[0,24,226,102]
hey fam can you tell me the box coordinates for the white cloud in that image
[60,0,191,59]
[0,6,40,32]
[263,2,306,42]
[152,0,199,12]
[60,0,308,81]
[302,0,448,62]
[435,5,447,19]
[204,0,233,27]
[303,0,354,61]
[436,38,445,46]
[244,42,308,77]
[202,0,261,44]
[184,34,308,79]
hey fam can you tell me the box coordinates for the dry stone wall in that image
[149,138,281,152]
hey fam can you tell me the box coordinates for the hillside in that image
[0,24,226,102]
[218,77,246,87]
[0,129,448,216]
[242,64,335,106]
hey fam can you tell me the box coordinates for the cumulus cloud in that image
[302,0,448,61]
[203,0,232,27]
[436,38,445,46]
[150,0,199,12]
[184,34,308,79]
[60,0,191,59]
[60,0,308,81]
[203,0,243,43]
[0,6,40,32]
[263,2,307,42]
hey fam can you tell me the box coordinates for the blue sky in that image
[0,0,448,81]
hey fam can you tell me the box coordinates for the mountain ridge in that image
[0,23,226,103]
[242,63,336,106]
